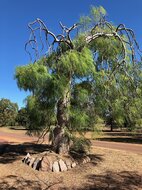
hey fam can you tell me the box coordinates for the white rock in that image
[65,160,71,170]
[86,156,90,162]
[59,159,67,171]
[71,162,76,168]
[22,153,31,163]
[29,157,35,167]
[32,158,42,170]
[26,157,31,165]
[52,161,60,172]
[82,158,87,164]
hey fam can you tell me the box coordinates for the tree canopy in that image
[15,6,142,154]
[0,98,18,127]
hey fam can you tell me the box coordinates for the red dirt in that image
[0,129,141,154]
[0,128,142,190]
[92,140,142,155]
[0,130,37,143]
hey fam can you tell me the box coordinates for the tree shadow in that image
[0,142,51,164]
[98,137,142,144]
[99,131,142,144]
[0,175,62,190]
[75,171,142,190]
[89,154,104,166]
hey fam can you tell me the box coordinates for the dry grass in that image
[0,144,142,190]
[76,130,142,144]
[0,127,142,189]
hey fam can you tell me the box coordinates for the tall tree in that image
[15,6,141,154]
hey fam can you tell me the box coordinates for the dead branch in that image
[25,18,78,61]
[25,18,141,75]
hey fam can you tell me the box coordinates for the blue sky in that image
[0,0,142,108]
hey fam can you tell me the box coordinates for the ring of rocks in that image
[22,151,91,172]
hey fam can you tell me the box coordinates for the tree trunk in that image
[52,81,71,154]
[110,124,113,132]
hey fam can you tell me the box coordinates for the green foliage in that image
[70,136,91,154]
[90,37,122,70]
[93,66,142,131]
[0,98,18,126]
[79,6,107,32]
[25,95,56,136]
[16,107,29,126]
[15,62,50,92]
[15,5,142,152]
[58,47,95,77]
[90,6,107,23]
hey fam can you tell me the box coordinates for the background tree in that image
[16,107,29,127]
[0,98,18,126]
[15,6,141,154]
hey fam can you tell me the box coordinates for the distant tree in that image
[16,107,29,126]
[0,98,18,126]
[15,6,141,154]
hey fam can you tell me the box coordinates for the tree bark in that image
[110,124,113,132]
[52,81,71,154]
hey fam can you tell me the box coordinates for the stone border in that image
[22,152,91,172]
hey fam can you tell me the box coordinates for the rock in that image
[26,157,31,165]
[52,161,60,172]
[22,153,31,163]
[29,157,35,167]
[65,159,72,170]
[75,160,78,165]
[22,153,31,164]
[40,156,53,172]
[25,153,31,159]
[71,162,76,168]
[32,158,42,170]
[22,157,25,163]
[58,159,67,171]
[86,156,90,162]
[82,158,86,164]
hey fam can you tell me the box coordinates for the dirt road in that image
[0,128,142,154]
[92,140,142,154]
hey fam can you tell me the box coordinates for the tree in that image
[16,107,29,126]
[0,98,18,126]
[15,6,141,154]
[93,63,142,132]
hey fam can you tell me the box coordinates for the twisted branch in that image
[25,18,141,75]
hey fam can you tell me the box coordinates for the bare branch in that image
[25,18,142,76]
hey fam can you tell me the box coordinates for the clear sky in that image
[0,0,142,108]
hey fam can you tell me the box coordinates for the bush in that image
[70,136,91,155]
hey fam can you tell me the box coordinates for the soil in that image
[0,127,141,154]
[92,140,142,154]
[0,127,142,190]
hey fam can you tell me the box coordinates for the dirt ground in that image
[0,127,142,190]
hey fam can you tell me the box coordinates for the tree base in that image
[22,151,91,172]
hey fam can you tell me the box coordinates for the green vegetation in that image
[14,6,142,154]
[0,98,18,126]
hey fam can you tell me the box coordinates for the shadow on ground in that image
[97,131,142,144]
[84,171,142,190]
[59,171,142,190]
[0,141,104,165]
[0,175,62,190]
[0,143,51,164]
[0,171,141,190]
[98,137,142,144]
